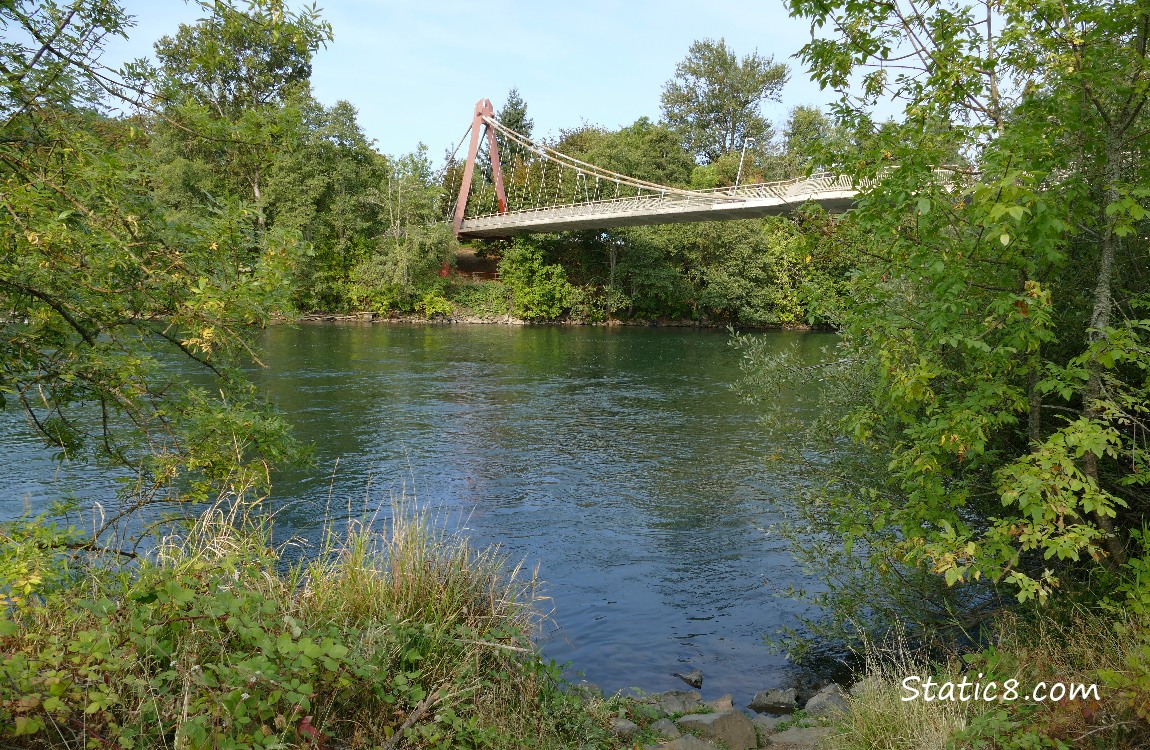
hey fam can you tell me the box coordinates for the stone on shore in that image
[676,709,757,750]
[610,717,639,739]
[804,683,850,717]
[764,726,833,749]
[751,713,784,736]
[849,675,883,696]
[569,681,603,700]
[633,702,667,722]
[651,690,705,715]
[707,693,734,711]
[651,717,682,739]
[749,687,797,713]
[675,668,704,688]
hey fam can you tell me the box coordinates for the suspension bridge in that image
[446,99,870,240]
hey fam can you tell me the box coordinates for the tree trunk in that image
[1082,131,1125,568]
[1027,354,1041,444]
[252,165,266,234]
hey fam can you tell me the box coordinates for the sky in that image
[100,0,846,161]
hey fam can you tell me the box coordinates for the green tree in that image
[496,86,534,169]
[151,0,332,236]
[1,0,303,545]
[263,96,391,310]
[348,146,456,314]
[780,105,849,176]
[557,117,695,187]
[660,38,788,164]
[497,242,574,320]
[768,0,1150,620]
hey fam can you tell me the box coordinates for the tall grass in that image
[829,609,1150,749]
[0,499,615,749]
[825,629,973,750]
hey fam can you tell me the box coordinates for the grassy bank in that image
[825,610,1150,749]
[0,503,621,749]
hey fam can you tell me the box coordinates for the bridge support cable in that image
[449,96,902,239]
[450,97,746,237]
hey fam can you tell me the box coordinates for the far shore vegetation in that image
[3,0,1150,748]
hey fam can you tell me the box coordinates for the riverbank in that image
[0,502,622,748]
[7,497,1143,749]
[0,500,855,750]
[290,310,827,331]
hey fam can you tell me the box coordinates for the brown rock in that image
[765,726,834,749]
[676,710,757,750]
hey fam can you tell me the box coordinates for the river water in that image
[2,323,840,702]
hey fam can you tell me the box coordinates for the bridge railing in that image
[462,167,970,225]
[464,171,870,221]
[465,187,729,221]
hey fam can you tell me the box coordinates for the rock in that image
[849,675,883,697]
[674,668,704,688]
[749,687,797,713]
[676,710,758,750]
[610,717,639,739]
[804,683,850,717]
[765,726,833,749]
[652,690,705,715]
[651,717,682,739]
[751,713,784,736]
[663,736,722,750]
[707,694,734,712]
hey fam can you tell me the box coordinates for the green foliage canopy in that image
[774,0,1150,611]
[660,38,789,164]
[0,0,305,541]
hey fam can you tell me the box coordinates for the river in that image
[2,323,840,702]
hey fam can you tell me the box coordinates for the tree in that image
[348,146,456,314]
[660,38,788,164]
[263,96,392,310]
[765,0,1150,621]
[0,0,304,546]
[557,117,695,187]
[780,105,848,175]
[495,86,534,168]
[151,0,332,235]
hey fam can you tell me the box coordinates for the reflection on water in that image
[2,322,839,700]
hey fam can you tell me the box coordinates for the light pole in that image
[733,137,755,195]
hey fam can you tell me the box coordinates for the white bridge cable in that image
[441,124,476,220]
[480,116,741,205]
[457,116,957,226]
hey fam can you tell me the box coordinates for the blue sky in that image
[101,1,843,161]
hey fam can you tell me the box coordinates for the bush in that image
[449,281,511,318]
[498,242,574,321]
[346,225,455,314]
[415,291,453,319]
[0,503,619,749]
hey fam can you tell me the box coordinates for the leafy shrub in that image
[566,285,609,322]
[415,291,453,319]
[0,503,618,749]
[497,242,574,320]
[347,225,455,313]
[449,281,511,318]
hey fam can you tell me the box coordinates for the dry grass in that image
[828,609,1150,750]
[824,629,974,750]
